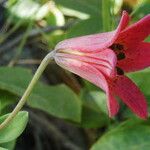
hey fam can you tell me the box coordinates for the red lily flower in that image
[53,11,150,119]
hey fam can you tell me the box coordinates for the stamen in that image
[58,49,85,56]
[117,52,126,60]
[116,67,124,75]
[110,43,124,51]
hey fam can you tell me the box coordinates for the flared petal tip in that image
[122,10,128,16]
[108,100,120,118]
[107,91,120,118]
[108,106,120,118]
[137,109,148,120]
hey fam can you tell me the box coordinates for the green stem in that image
[102,0,111,31]
[0,52,54,130]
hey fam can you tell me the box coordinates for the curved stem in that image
[0,52,54,130]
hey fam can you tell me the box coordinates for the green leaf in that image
[102,0,112,31]
[132,0,150,21]
[128,69,150,97]
[56,0,103,40]
[0,67,82,122]
[54,0,102,16]
[79,90,108,128]
[66,17,102,38]
[0,147,8,150]
[0,91,17,114]
[29,84,81,122]
[83,80,100,91]
[1,140,16,150]
[89,91,108,115]
[0,111,28,143]
[91,119,150,150]
[80,106,108,128]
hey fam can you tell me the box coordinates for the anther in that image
[117,52,126,60]
[110,43,124,51]
[116,67,124,75]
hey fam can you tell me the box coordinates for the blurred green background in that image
[0,0,150,150]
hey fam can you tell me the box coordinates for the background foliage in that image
[0,0,150,149]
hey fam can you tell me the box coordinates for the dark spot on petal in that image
[117,52,126,60]
[116,67,124,75]
[110,43,124,51]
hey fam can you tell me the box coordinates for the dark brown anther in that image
[116,67,124,75]
[117,52,126,60]
[110,43,124,51]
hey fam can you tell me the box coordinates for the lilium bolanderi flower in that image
[1,11,150,131]
[53,11,150,119]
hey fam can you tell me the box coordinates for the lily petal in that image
[113,76,148,119]
[107,88,120,117]
[55,11,129,53]
[54,48,119,117]
[118,14,150,46]
[55,56,108,91]
[55,49,117,77]
[118,42,150,72]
